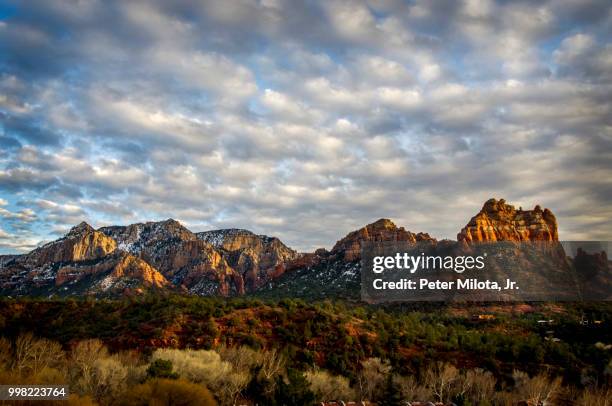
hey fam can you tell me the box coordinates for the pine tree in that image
[275,368,315,405]
[379,374,403,406]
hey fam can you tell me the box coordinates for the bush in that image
[275,368,314,405]
[92,356,128,401]
[305,369,355,401]
[121,378,217,406]
[150,348,248,404]
[147,359,178,379]
[13,333,65,376]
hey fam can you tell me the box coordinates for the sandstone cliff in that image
[27,222,117,266]
[457,198,558,242]
[330,218,435,261]
[100,220,244,295]
[197,229,298,290]
[0,223,169,297]
[55,251,169,294]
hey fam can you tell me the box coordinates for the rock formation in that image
[100,220,244,295]
[27,222,117,266]
[330,218,435,261]
[100,221,297,295]
[55,251,169,292]
[197,229,298,290]
[0,198,576,298]
[0,223,169,296]
[457,198,558,242]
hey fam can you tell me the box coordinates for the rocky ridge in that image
[2,198,596,299]
[457,198,558,242]
[197,229,298,291]
[330,218,435,261]
[0,223,169,296]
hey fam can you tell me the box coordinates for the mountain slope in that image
[259,218,435,299]
[0,223,169,297]
[197,228,298,291]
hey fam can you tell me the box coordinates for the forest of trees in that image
[0,296,610,405]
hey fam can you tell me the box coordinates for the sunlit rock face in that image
[99,221,297,295]
[197,228,298,291]
[330,218,435,261]
[28,222,117,266]
[0,198,566,298]
[457,198,558,243]
[54,251,169,293]
[0,223,169,297]
[100,220,244,295]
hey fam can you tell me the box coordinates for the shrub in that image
[13,333,65,376]
[0,337,11,370]
[305,369,355,402]
[275,368,314,405]
[92,356,128,401]
[357,358,391,401]
[121,378,217,406]
[150,348,248,404]
[147,359,178,379]
[151,349,231,384]
[70,339,109,395]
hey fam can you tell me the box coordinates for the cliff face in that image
[0,197,573,298]
[98,221,297,295]
[197,229,298,291]
[457,198,558,243]
[27,222,117,266]
[0,223,169,297]
[55,251,169,294]
[100,220,244,295]
[330,218,435,261]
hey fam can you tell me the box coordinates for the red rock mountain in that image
[0,198,567,297]
[197,229,298,291]
[457,198,558,242]
[0,222,169,296]
[26,222,117,266]
[99,221,297,295]
[330,218,435,261]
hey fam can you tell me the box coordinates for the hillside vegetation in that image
[0,296,610,405]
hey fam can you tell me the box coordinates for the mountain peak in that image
[369,218,397,229]
[331,218,435,261]
[458,198,558,242]
[67,221,94,237]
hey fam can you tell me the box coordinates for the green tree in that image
[146,359,178,379]
[379,374,403,406]
[275,368,315,405]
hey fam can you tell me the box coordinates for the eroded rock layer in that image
[330,218,435,261]
[457,198,558,243]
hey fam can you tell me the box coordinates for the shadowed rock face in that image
[457,198,558,243]
[330,218,435,261]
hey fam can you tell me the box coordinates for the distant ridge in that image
[0,198,562,298]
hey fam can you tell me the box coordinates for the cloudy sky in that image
[0,0,611,253]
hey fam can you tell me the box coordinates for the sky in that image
[0,0,611,254]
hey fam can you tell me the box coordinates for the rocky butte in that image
[330,218,435,262]
[457,198,558,242]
